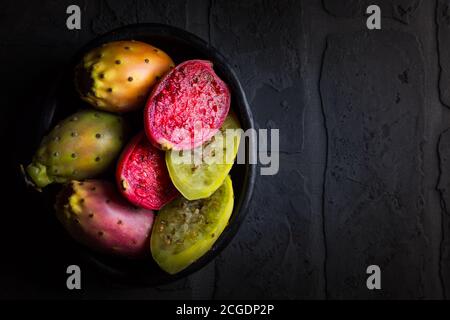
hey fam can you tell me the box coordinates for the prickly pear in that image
[116,132,179,210]
[144,60,230,150]
[151,175,234,274]
[75,40,174,113]
[166,113,241,200]
[26,110,127,188]
[55,180,154,258]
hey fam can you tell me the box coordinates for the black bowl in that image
[30,23,256,286]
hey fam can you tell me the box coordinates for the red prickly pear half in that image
[117,132,179,210]
[75,40,174,113]
[25,110,127,189]
[144,60,231,150]
[55,180,154,258]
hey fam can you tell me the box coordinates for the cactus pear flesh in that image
[151,175,234,274]
[75,40,174,113]
[116,132,179,210]
[26,110,127,188]
[55,180,154,258]
[144,60,230,150]
[166,114,241,200]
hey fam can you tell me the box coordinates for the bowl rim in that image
[40,23,257,286]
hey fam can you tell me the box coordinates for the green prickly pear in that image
[25,110,127,188]
[55,180,154,258]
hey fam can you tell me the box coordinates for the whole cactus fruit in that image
[144,60,230,150]
[26,110,127,189]
[55,180,154,258]
[116,132,179,210]
[75,40,174,113]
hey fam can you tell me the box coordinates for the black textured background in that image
[2,0,450,299]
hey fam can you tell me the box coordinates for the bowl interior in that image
[37,24,255,286]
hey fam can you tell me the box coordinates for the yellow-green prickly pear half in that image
[75,40,175,113]
[166,114,241,200]
[25,110,127,189]
[151,175,234,274]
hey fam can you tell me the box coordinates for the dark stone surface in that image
[438,129,450,299]
[323,0,422,24]
[320,31,426,299]
[437,0,450,108]
[1,0,450,299]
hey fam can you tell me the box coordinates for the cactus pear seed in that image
[95,133,101,139]
[144,59,149,63]
[107,88,112,93]
[53,151,59,157]
[71,132,78,137]
[95,156,101,162]
[128,76,133,82]
[98,231,103,237]
[115,60,121,65]
[71,153,77,158]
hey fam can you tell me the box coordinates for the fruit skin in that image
[166,114,241,200]
[144,59,231,150]
[151,175,234,274]
[75,40,174,113]
[116,132,179,210]
[55,180,154,258]
[26,110,127,189]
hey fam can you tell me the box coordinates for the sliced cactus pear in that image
[166,114,241,200]
[144,60,230,150]
[75,40,174,113]
[116,132,179,210]
[26,110,127,189]
[55,180,154,258]
[151,175,234,274]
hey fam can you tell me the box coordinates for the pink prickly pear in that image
[55,180,154,258]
